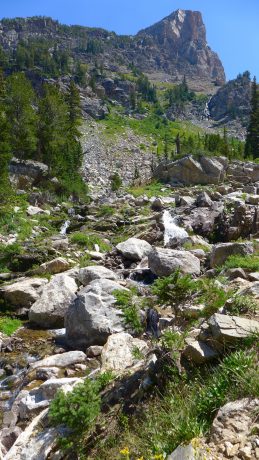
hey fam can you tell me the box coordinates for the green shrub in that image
[195,278,233,317]
[151,270,197,310]
[113,288,143,334]
[50,372,114,448]
[110,172,122,192]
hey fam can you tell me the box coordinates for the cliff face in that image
[0,10,225,91]
[136,10,226,86]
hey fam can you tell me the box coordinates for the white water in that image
[204,96,212,120]
[60,220,70,236]
[163,210,188,246]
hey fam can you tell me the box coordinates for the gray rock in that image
[0,426,22,451]
[195,191,213,207]
[1,278,48,309]
[167,444,197,460]
[148,248,200,277]
[101,332,148,373]
[78,265,118,286]
[183,340,218,364]
[208,313,259,343]
[30,351,86,369]
[155,155,226,186]
[210,242,253,268]
[116,237,152,261]
[65,279,127,349]
[29,274,77,328]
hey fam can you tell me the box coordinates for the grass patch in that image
[223,254,259,272]
[127,180,171,198]
[70,232,111,252]
[0,316,22,336]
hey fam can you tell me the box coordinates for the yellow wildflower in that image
[120,447,130,456]
[137,457,144,460]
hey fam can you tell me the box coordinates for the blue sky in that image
[1,0,258,81]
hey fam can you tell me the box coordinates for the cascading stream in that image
[162,210,188,246]
[60,220,70,235]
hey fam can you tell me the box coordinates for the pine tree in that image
[66,80,82,140]
[0,68,12,202]
[245,77,259,158]
[5,72,37,159]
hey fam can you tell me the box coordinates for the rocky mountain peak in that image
[137,9,226,88]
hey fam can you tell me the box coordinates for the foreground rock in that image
[29,274,77,328]
[101,332,148,373]
[210,242,253,268]
[148,248,200,277]
[116,237,152,261]
[65,279,128,349]
[0,278,48,309]
[208,313,259,343]
[183,340,218,364]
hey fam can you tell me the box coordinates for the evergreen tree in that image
[0,69,11,201]
[5,72,37,159]
[245,77,259,158]
[66,80,82,139]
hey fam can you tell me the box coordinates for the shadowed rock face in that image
[136,9,226,86]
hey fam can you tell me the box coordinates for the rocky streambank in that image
[0,155,258,459]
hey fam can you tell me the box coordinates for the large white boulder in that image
[65,279,128,349]
[1,277,48,309]
[30,351,86,369]
[116,237,152,261]
[101,332,148,373]
[148,248,200,277]
[29,274,77,328]
[78,265,118,286]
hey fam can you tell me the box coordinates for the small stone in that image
[239,445,252,459]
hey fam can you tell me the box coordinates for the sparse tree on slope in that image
[245,76,259,159]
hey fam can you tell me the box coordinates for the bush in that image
[97,205,115,217]
[151,270,197,309]
[110,172,122,192]
[50,372,114,449]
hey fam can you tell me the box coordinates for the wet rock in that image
[78,265,118,286]
[65,279,127,349]
[0,277,48,309]
[148,248,200,277]
[101,332,148,373]
[116,237,152,262]
[29,274,77,328]
[210,242,253,268]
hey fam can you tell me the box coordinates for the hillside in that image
[0,8,258,460]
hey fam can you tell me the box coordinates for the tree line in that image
[0,70,84,201]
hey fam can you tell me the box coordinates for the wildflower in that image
[120,447,130,456]
[152,455,164,460]
[137,457,144,460]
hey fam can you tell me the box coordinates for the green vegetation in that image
[223,254,259,271]
[0,316,22,335]
[127,180,171,198]
[245,76,259,159]
[113,288,143,334]
[151,271,232,318]
[50,371,114,450]
[70,232,111,252]
[97,205,115,217]
[226,295,258,316]
[110,172,122,192]
[84,348,258,459]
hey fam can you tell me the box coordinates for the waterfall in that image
[204,96,212,120]
[60,220,70,236]
[163,210,188,246]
